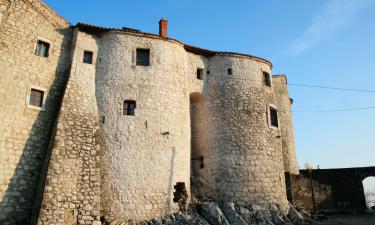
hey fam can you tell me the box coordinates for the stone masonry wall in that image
[200,55,289,214]
[0,1,299,223]
[37,29,101,225]
[273,75,299,174]
[0,0,71,224]
[286,167,375,212]
[97,32,192,222]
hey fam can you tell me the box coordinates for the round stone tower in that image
[96,32,192,221]
[191,54,289,214]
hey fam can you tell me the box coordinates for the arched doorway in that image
[363,176,375,211]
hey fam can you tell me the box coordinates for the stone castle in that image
[0,0,299,224]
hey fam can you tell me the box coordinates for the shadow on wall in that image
[166,147,176,214]
[0,28,72,225]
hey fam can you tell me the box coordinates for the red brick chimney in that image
[159,18,168,38]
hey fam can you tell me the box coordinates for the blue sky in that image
[44,0,375,169]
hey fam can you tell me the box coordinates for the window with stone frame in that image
[83,50,93,64]
[123,100,136,116]
[35,40,50,57]
[269,106,279,128]
[29,88,44,107]
[263,71,271,87]
[136,48,150,66]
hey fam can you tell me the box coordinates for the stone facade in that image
[0,0,71,224]
[273,75,299,174]
[0,1,300,224]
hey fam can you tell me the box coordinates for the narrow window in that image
[263,71,271,87]
[197,68,203,80]
[123,100,136,116]
[35,40,50,57]
[83,51,93,64]
[29,88,44,107]
[269,106,279,128]
[136,48,150,66]
[227,68,232,75]
[207,70,210,75]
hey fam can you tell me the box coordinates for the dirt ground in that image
[324,213,375,225]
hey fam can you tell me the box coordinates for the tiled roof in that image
[73,23,272,68]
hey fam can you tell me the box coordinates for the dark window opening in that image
[123,100,136,116]
[197,68,203,80]
[228,68,232,75]
[35,40,50,57]
[29,89,44,107]
[269,106,279,128]
[207,70,210,75]
[263,71,271,87]
[173,182,188,213]
[136,48,150,66]
[83,50,93,64]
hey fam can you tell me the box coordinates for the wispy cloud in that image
[286,0,375,56]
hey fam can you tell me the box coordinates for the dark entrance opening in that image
[189,93,206,202]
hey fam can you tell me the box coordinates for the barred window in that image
[29,89,44,107]
[136,48,150,66]
[263,71,271,87]
[83,50,93,64]
[269,106,279,128]
[35,40,50,57]
[123,100,136,116]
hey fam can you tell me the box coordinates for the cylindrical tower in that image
[96,32,191,221]
[200,54,288,214]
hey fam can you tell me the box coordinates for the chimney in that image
[159,18,168,38]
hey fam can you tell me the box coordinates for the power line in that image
[291,106,375,113]
[205,74,375,93]
[288,83,375,93]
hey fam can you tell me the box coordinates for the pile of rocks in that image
[102,201,315,225]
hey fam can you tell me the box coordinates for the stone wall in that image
[0,1,300,223]
[0,0,71,224]
[97,32,192,222]
[37,29,101,225]
[286,167,375,212]
[199,55,289,215]
[273,75,299,174]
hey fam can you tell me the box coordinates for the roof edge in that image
[73,22,273,68]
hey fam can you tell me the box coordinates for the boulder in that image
[239,207,250,216]
[221,202,247,225]
[198,202,230,225]
[288,203,304,224]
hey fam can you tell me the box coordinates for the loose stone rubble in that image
[101,202,341,225]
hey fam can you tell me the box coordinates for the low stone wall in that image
[286,167,375,212]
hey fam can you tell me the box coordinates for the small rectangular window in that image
[263,71,271,87]
[269,106,279,128]
[197,68,203,80]
[83,51,93,64]
[207,70,210,75]
[136,48,150,66]
[35,40,50,57]
[228,68,232,75]
[29,88,44,107]
[123,100,136,116]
